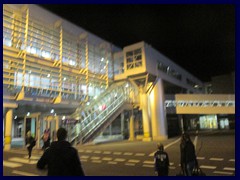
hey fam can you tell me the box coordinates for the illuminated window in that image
[126,48,142,70]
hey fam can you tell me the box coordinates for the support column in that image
[4,109,13,150]
[36,115,40,149]
[150,78,168,141]
[128,111,135,141]
[141,93,152,141]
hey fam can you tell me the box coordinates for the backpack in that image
[155,152,168,167]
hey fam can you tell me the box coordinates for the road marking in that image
[229,159,235,162]
[103,151,111,154]
[210,158,224,161]
[3,160,22,168]
[197,157,205,160]
[86,150,93,153]
[91,160,102,163]
[81,155,89,159]
[143,160,154,164]
[93,150,101,154]
[102,157,113,161]
[123,152,133,156]
[128,159,140,163]
[169,166,176,169]
[78,150,84,152]
[9,157,37,164]
[91,156,100,160]
[213,171,234,175]
[149,137,181,156]
[193,135,198,149]
[113,152,122,155]
[200,165,216,169]
[12,170,39,176]
[108,161,117,164]
[125,163,135,166]
[135,153,145,156]
[80,159,87,162]
[223,167,235,171]
[114,158,125,162]
[169,162,174,166]
[143,164,154,168]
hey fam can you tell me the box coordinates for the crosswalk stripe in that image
[123,152,133,156]
[81,155,89,159]
[93,151,101,154]
[114,158,125,162]
[91,160,102,163]
[197,157,205,160]
[213,171,234,175]
[102,157,113,161]
[143,160,154,164]
[12,170,39,176]
[113,152,122,155]
[91,156,100,160]
[103,151,111,154]
[135,153,145,156]
[143,164,154,168]
[200,165,216,169]
[125,163,135,166]
[223,167,235,171]
[3,160,22,168]
[128,159,140,163]
[210,158,224,161]
[229,159,235,162]
[108,161,117,164]
[9,157,37,164]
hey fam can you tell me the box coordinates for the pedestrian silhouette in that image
[154,143,169,176]
[25,131,36,159]
[37,127,85,176]
[180,132,197,176]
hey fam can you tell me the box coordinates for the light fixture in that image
[101,57,104,62]
[62,116,66,120]
[47,74,50,77]
[50,109,54,114]
[27,112,30,116]
[14,116,17,119]
[63,77,66,81]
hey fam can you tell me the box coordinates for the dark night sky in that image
[39,4,235,82]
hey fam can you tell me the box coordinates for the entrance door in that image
[25,117,36,138]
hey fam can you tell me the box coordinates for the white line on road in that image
[93,150,101,154]
[213,171,234,175]
[125,163,135,166]
[143,160,154,164]
[123,152,133,156]
[91,160,102,163]
[114,158,125,162]
[200,165,217,169]
[103,151,111,154]
[12,170,39,176]
[223,167,235,171]
[229,159,235,162]
[169,166,176,169]
[210,158,224,161]
[113,152,122,155]
[128,159,140,163]
[197,157,205,160]
[142,164,154,168]
[102,157,113,161]
[3,161,22,168]
[23,155,40,160]
[135,153,145,156]
[91,156,100,160]
[108,161,117,164]
[81,155,89,159]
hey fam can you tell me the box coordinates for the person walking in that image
[154,143,169,176]
[37,127,85,176]
[180,132,197,176]
[25,131,36,159]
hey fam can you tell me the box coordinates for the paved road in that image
[3,130,235,176]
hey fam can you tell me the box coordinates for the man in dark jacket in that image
[180,133,197,176]
[154,143,169,176]
[37,128,85,176]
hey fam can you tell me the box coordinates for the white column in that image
[4,109,13,150]
[150,78,168,141]
[141,93,152,141]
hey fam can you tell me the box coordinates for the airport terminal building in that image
[3,4,235,150]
